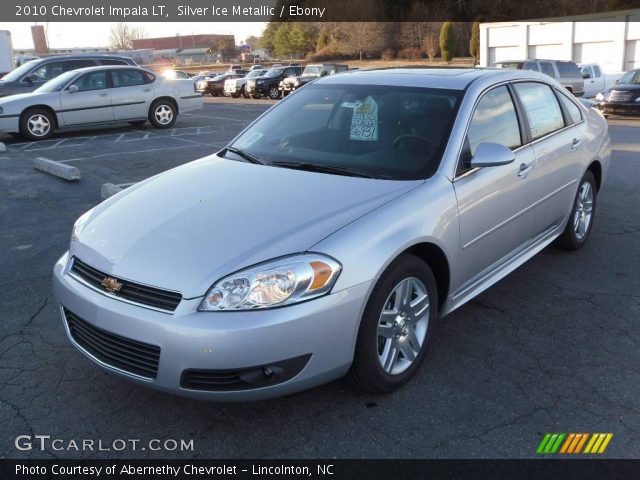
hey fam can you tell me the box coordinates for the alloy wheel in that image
[377,277,430,375]
[27,114,51,137]
[574,181,593,240]
[154,105,173,125]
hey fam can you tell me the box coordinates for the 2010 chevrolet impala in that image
[52,68,610,400]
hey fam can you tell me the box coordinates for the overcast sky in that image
[3,22,267,49]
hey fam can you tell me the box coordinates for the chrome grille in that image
[606,90,635,102]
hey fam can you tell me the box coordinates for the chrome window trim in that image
[66,257,180,315]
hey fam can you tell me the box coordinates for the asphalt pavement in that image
[0,101,638,459]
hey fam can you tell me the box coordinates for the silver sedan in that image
[53,68,610,400]
[0,66,203,140]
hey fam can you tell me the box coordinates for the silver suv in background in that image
[494,59,584,96]
[0,54,137,97]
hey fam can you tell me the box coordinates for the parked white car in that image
[0,66,203,140]
[578,63,624,98]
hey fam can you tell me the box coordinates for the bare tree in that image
[422,33,440,62]
[339,22,388,60]
[109,23,146,51]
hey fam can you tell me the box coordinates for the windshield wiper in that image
[270,161,375,179]
[223,146,263,165]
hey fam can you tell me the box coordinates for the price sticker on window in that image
[349,96,378,141]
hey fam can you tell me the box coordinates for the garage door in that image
[489,46,520,66]
[626,40,640,70]
[528,44,565,60]
[573,42,616,71]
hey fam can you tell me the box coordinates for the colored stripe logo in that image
[537,433,612,454]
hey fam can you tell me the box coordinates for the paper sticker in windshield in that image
[349,97,378,141]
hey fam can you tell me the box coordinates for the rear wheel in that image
[557,170,597,250]
[149,99,177,129]
[241,86,249,98]
[250,93,261,99]
[20,108,55,140]
[349,254,438,393]
[230,92,240,98]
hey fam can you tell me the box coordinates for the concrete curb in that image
[33,157,81,181]
[101,183,123,199]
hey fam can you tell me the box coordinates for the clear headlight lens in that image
[199,254,341,311]
[71,208,94,243]
[595,92,604,101]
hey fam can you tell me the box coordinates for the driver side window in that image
[73,71,108,92]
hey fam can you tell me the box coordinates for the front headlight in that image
[199,254,341,311]
[71,208,94,242]
[595,92,605,101]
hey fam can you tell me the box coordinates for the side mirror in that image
[23,74,37,84]
[469,142,515,168]
[68,85,79,93]
[582,73,591,79]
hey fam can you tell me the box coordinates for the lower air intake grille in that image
[64,308,160,379]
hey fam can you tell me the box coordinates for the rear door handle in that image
[142,88,152,92]
[98,92,108,97]
[517,162,533,178]
[571,138,583,150]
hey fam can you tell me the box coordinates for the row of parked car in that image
[195,63,349,100]
[494,58,640,117]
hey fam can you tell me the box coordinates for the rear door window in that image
[111,69,148,87]
[539,62,555,77]
[556,90,583,125]
[513,82,565,140]
[557,62,580,79]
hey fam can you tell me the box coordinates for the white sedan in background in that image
[0,66,203,140]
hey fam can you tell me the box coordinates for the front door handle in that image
[142,88,152,92]
[517,162,533,178]
[571,138,583,150]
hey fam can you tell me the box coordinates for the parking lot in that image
[0,98,639,459]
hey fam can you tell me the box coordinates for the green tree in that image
[439,22,456,63]
[316,31,328,51]
[273,23,294,58]
[258,22,279,54]
[470,21,480,65]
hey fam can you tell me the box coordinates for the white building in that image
[480,9,640,72]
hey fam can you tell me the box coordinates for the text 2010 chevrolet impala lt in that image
[53,69,610,400]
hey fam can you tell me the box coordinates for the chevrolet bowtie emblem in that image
[101,276,123,293]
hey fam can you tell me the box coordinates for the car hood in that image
[0,92,38,105]
[607,84,640,93]
[73,155,422,298]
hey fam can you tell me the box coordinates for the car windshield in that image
[617,70,640,84]
[229,83,462,180]
[263,68,284,78]
[212,74,227,81]
[246,70,264,78]
[34,71,77,93]
[1,60,40,82]
[303,66,321,75]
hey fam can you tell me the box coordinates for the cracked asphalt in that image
[0,102,638,459]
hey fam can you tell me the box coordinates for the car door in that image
[109,69,154,121]
[453,85,538,283]
[512,82,586,235]
[59,69,113,126]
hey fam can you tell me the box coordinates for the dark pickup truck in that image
[280,64,349,96]
[246,65,303,99]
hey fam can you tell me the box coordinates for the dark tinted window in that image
[513,82,564,140]
[540,62,555,77]
[99,59,129,66]
[557,62,581,78]
[467,86,521,155]
[593,65,602,77]
[29,61,66,82]
[111,69,147,87]
[74,71,108,92]
[230,84,462,180]
[556,90,582,125]
[523,62,540,72]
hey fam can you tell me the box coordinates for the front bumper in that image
[246,83,269,95]
[53,252,371,401]
[0,115,20,133]
[596,102,640,116]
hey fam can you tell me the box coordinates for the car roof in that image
[61,65,151,75]
[29,54,133,62]
[316,67,542,90]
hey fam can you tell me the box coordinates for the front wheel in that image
[241,86,249,98]
[268,87,281,100]
[20,108,55,140]
[149,99,177,129]
[557,170,597,250]
[349,254,438,393]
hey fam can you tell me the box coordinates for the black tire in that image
[557,170,597,251]
[250,94,261,99]
[282,91,290,97]
[349,254,438,393]
[268,87,281,100]
[20,108,55,140]
[129,120,146,127]
[230,93,240,98]
[148,99,177,129]
[241,86,249,98]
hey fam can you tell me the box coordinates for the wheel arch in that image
[21,104,59,129]
[586,159,602,191]
[151,96,179,114]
